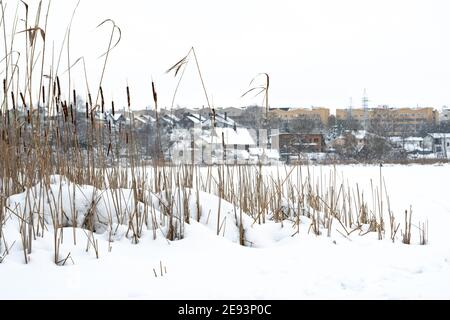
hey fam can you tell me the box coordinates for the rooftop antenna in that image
[362,88,369,130]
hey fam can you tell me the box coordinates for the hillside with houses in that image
[11,102,449,165]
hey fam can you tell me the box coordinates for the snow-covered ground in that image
[1,164,450,299]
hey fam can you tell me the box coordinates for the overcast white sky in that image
[5,0,450,111]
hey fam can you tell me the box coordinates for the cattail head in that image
[100,86,104,113]
[19,92,27,115]
[222,132,225,149]
[70,104,74,124]
[112,100,115,116]
[11,91,16,110]
[126,85,131,108]
[56,76,61,98]
[152,81,158,109]
[85,102,89,119]
[62,101,68,122]
[42,85,46,105]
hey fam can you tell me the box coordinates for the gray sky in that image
[5,0,450,111]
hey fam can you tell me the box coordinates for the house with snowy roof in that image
[107,112,127,125]
[178,112,208,128]
[161,113,181,127]
[169,126,258,164]
[202,112,237,129]
[424,133,450,159]
[389,136,431,155]
[134,114,156,129]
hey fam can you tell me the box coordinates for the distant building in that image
[203,112,237,129]
[273,132,326,158]
[332,130,369,153]
[169,127,257,164]
[336,107,437,135]
[161,113,181,127]
[439,106,450,124]
[217,107,246,118]
[107,112,127,126]
[202,127,255,149]
[134,114,156,128]
[178,113,207,128]
[389,136,431,155]
[424,133,450,159]
[269,107,330,126]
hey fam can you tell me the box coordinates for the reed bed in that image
[0,1,428,265]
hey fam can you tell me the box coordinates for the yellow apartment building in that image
[269,107,330,126]
[336,107,437,135]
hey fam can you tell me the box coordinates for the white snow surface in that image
[1,165,450,299]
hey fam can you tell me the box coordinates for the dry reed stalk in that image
[402,207,412,245]
[419,220,428,245]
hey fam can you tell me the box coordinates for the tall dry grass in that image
[0,2,429,266]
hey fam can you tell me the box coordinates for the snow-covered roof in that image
[112,114,124,122]
[427,133,450,139]
[162,113,180,125]
[134,114,156,124]
[389,136,429,152]
[186,113,207,124]
[95,112,105,120]
[141,115,156,122]
[135,117,146,124]
[203,113,236,127]
[166,114,180,121]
